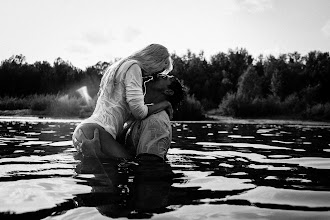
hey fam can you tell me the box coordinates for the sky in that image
[1,0,330,70]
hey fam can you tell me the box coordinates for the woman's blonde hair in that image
[127,44,171,75]
[98,44,171,98]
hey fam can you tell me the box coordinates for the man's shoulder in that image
[147,110,170,122]
[140,110,171,129]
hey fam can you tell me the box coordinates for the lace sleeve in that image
[125,64,148,119]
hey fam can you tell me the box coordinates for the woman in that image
[72,44,173,160]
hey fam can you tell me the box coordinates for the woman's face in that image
[154,57,173,76]
[163,57,173,75]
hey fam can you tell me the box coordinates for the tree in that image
[237,66,262,101]
[270,69,283,97]
[226,48,252,93]
[34,61,56,93]
[53,57,80,93]
[179,50,209,101]
[82,62,108,97]
[304,51,330,103]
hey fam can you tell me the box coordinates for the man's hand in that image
[75,128,101,158]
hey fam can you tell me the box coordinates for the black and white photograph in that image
[0,0,330,219]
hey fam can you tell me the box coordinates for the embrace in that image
[72,44,185,162]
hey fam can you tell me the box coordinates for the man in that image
[75,74,185,161]
[123,74,185,161]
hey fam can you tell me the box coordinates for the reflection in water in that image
[72,156,177,218]
[0,120,330,219]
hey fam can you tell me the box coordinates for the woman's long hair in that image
[98,44,171,97]
[121,43,171,76]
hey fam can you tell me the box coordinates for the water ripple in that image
[1,120,330,219]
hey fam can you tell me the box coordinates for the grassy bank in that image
[2,93,330,122]
[0,94,95,118]
[217,93,330,122]
[0,94,205,120]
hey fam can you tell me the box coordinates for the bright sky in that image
[1,0,330,70]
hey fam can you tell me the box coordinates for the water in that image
[0,117,330,219]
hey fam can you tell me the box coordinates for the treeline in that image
[1,49,330,120]
[170,49,330,120]
[0,55,107,98]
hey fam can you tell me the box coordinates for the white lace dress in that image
[81,60,148,139]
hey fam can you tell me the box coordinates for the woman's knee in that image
[74,123,101,139]
[73,123,117,147]
[72,123,97,148]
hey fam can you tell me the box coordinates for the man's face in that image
[143,74,176,103]
[152,73,175,91]
[143,74,174,91]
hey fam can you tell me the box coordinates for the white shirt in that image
[81,60,148,138]
[126,110,172,160]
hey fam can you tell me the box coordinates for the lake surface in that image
[0,117,330,219]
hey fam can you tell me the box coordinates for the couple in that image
[73,69,185,161]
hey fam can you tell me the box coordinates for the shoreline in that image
[205,114,330,126]
[1,110,330,126]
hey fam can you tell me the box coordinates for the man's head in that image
[144,74,185,110]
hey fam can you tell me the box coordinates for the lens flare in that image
[76,86,92,105]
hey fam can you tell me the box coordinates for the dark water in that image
[0,117,330,220]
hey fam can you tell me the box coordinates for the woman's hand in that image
[147,100,172,117]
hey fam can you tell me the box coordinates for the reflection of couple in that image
[72,44,185,161]
[73,156,176,218]
[73,155,251,218]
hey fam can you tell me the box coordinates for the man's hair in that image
[166,78,186,110]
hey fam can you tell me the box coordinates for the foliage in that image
[174,94,205,121]
[30,94,56,111]
[1,49,330,121]
[0,55,105,98]
[303,103,330,120]
[218,93,238,116]
[218,95,279,118]
[237,66,262,101]
[0,96,31,110]
[49,95,84,117]
[219,93,317,119]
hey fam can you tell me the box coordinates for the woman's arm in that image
[125,64,148,119]
[125,64,173,119]
[147,101,173,119]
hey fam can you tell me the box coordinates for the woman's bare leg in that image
[72,123,132,159]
